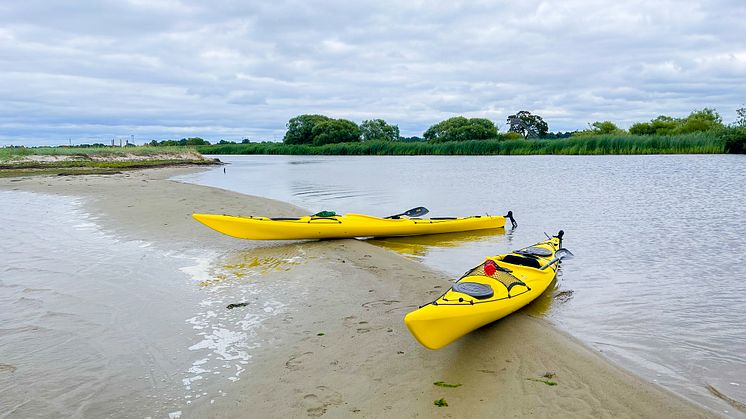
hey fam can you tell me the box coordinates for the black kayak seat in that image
[501,254,542,269]
[515,246,552,257]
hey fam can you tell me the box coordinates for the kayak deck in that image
[192,212,509,240]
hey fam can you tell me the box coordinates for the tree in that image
[423,117,498,142]
[360,119,400,141]
[311,119,361,145]
[629,115,677,135]
[543,131,573,139]
[506,111,548,138]
[181,137,210,145]
[284,114,331,144]
[736,106,746,127]
[629,109,724,135]
[574,121,626,136]
[674,108,723,134]
[590,121,624,134]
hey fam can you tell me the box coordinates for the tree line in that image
[144,106,746,153]
[277,107,745,146]
[279,111,552,146]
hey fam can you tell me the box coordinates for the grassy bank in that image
[198,133,728,156]
[0,146,220,177]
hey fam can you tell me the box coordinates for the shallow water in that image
[0,191,308,417]
[177,154,746,414]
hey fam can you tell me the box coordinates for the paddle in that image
[539,248,574,270]
[385,206,429,219]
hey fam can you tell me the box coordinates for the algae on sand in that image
[433,381,462,388]
[527,377,558,386]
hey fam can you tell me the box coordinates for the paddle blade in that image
[387,207,429,219]
[403,206,429,218]
[555,248,574,260]
[539,248,574,270]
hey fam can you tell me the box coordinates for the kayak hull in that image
[404,235,562,349]
[192,213,506,240]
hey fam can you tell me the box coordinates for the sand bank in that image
[0,168,713,418]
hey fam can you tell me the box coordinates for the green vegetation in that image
[527,377,558,386]
[527,372,558,386]
[148,137,211,146]
[433,398,448,407]
[312,118,361,145]
[199,132,725,155]
[629,108,724,135]
[6,107,744,160]
[360,119,399,142]
[423,116,498,142]
[574,121,626,136]
[507,110,549,138]
[284,114,331,144]
[433,381,462,388]
[195,107,745,155]
[281,114,363,145]
[723,127,746,153]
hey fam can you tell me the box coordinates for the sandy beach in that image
[0,168,715,418]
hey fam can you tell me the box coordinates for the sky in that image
[1,0,745,145]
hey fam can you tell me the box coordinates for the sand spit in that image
[0,168,714,418]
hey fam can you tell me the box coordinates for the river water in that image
[175,154,746,414]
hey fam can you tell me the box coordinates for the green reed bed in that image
[198,133,725,156]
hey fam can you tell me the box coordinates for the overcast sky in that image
[1,0,745,145]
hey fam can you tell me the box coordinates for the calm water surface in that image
[177,154,746,414]
[0,191,307,417]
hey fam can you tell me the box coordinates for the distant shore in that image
[0,146,220,177]
[0,167,713,417]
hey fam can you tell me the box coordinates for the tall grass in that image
[198,133,725,156]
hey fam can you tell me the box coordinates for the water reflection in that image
[367,228,506,260]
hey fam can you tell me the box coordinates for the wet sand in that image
[0,168,714,418]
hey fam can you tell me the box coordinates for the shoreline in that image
[0,148,221,178]
[0,167,715,417]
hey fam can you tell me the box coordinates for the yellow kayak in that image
[192,210,515,240]
[404,231,571,349]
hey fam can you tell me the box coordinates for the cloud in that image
[0,0,744,145]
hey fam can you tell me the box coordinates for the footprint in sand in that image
[285,352,314,371]
[0,364,17,374]
[303,386,343,417]
[361,299,400,308]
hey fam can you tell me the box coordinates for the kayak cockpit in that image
[498,254,542,269]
